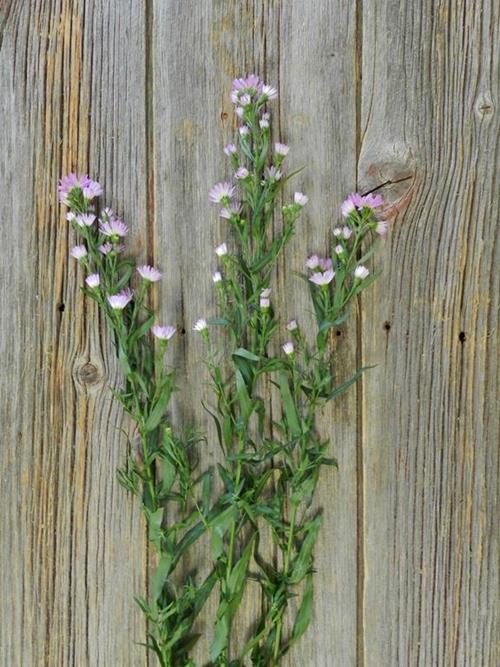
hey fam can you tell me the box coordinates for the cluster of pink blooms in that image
[340,191,389,236]
[59,173,175,341]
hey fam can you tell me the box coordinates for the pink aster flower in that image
[260,297,270,309]
[66,211,76,222]
[318,257,333,271]
[224,143,237,156]
[265,166,282,181]
[239,126,250,137]
[98,242,114,255]
[239,93,251,106]
[261,84,278,100]
[75,213,96,227]
[107,288,133,310]
[220,203,242,220]
[375,220,390,236]
[209,182,236,204]
[287,319,298,331]
[294,192,308,207]
[309,269,335,286]
[341,192,384,217]
[212,271,222,283]
[342,225,352,239]
[333,227,342,237]
[85,273,100,289]
[231,74,261,96]
[275,142,289,156]
[282,341,294,355]
[306,255,320,270]
[82,180,103,201]
[354,265,370,280]
[137,265,162,282]
[335,244,344,255]
[193,318,207,332]
[99,218,128,238]
[259,118,270,129]
[58,173,96,204]
[151,325,176,341]
[71,244,88,260]
[215,242,228,257]
[236,106,245,119]
[235,167,249,180]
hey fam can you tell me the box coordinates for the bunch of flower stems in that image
[196,75,388,666]
[59,179,215,667]
[60,74,389,666]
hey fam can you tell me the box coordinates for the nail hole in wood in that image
[58,303,65,313]
[221,111,228,121]
[335,330,342,337]
[459,331,466,343]
[180,328,186,335]
[383,321,391,331]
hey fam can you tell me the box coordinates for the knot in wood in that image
[77,362,101,385]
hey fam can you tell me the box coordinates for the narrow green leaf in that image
[324,365,375,402]
[151,552,172,601]
[145,380,173,432]
[290,515,322,583]
[278,371,301,437]
[291,574,314,642]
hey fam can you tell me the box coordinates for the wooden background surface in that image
[1,1,498,665]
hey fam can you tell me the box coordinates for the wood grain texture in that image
[359,0,499,665]
[0,2,149,665]
[0,0,497,666]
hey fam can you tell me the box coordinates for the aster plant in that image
[196,75,389,665]
[59,74,390,667]
[59,176,215,667]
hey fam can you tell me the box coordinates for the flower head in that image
[58,173,102,204]
[85,273,100,289]
[306,255,320,270]
[99,218,128,238]
[294,192,308,207]
[282,341,294,356]
[137,265,162,282]
[215,242,228,257]
[333,227,342,237]
[341,192,384,217]
[342,225,352,239]
[260,297,270,309]
[354,265,370,280]
[209,182,236,204]
[212,271,222,283]
[335,244,344,255]
[219,203,242,220]
[235,167,249,180]
[287,319,298,331]
[261,84,278,101]
[318,257,333,271]
[71,244,88,260]
[75,213,96,228]
[239,93,251,107]
[259,118,270,129]
[98,242,114,255]
[107,288,133,310]
[309,269,335,286]
[231,74,261,98]
[224,143,237,156]
[275,142,289,157]
[265,166,282,181]
[236,106,245,119]
[193,318,207,332]
[66,211,76,222]
[151,325,176,341]
[375,220,390,236]
[239,125,250,137]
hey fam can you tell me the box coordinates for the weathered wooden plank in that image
[359,1,499,665]
[0,2,149,665]
[151,1,359,665]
